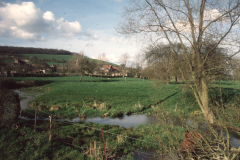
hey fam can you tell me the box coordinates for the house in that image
[2,71,11,77]
[30,70,44,74]
[14,60,25,65]
[101,65,121,76]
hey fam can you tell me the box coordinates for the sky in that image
[0,0,141,64]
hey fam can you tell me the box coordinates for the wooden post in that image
[161,143,163,160]
[94,141,97,160]
[90,141,92,156]
[34,106,37,132]
[49,116,52,141]
[101,129,107,160]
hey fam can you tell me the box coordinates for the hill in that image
[0,46,119,67]
[0,46,72,55]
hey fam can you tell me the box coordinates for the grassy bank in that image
[7,76,240,120]
[0,119,186,159]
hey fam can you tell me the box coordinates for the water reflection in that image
[70,114,158,128]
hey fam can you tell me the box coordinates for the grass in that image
[22,54,73,61]
[7,76,240,121]
[0,119,186,159]
[10,76,201,119]
[21,54,119,66]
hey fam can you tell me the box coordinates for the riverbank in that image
[3,77,240,159]
[10,89,185,159]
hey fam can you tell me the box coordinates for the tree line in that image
[0,46,72,55]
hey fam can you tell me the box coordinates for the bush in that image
[0,78,18,89]
[0,89,20,126]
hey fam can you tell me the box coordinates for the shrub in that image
[0,89,20,126]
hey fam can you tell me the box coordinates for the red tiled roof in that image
[112,66,120,71]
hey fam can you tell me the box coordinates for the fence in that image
[21,108,165,160]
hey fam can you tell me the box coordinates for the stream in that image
[15,90,240,159]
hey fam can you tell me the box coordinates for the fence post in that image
[94,141,97,160]
[161,143,163,160]
[49,116,52,141]
[101,129,107,160]
[34,106,37,132]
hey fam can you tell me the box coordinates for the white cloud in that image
[204,9,222,21]
[85,42,94,47]
[109,37,119,42]
[43,11,55,21]
[0,1,93,41]
[56,18,82,37]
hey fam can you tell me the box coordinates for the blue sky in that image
[0,0,140,64]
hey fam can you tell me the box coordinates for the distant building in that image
[101,65,121,76]
[3,71,11,77]
[30,70,44,74]
[14,60,25,65]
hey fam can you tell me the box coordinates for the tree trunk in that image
[201,78,214,123]
[167,76,170,84]
[175,75,178,83]
[80,74,82,82]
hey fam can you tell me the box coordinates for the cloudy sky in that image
[0,0,141,64]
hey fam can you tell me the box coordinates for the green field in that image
[9,76,240,120]
[2,77,240,159]
[22,54,73,61]
[10,76,198,119]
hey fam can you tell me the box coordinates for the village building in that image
[101,65,121,76]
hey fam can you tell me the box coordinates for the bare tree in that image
[135,52,145,78]
[120,53,130,78]
[117,0,240,123]
[69,51,96,81]
[145,43,182,84]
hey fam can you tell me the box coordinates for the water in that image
[15,90,39,110]
[16,90,240,159]
[71,114,158,128]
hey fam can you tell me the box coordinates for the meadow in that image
[21,54,119,66]
[10,76,240,121]
[11,76,200,119]
[3,76,240,159]
[22,54,73,61]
